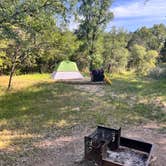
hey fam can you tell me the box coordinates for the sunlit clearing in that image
[0,130,41,150]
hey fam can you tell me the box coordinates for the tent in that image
[52,60,84,80]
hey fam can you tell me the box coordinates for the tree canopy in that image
[0,1,165,89]
[76,0,113,70]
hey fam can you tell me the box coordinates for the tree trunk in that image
[89,58,93,71]
[89,49,94,71]
[7,46,19,90]
[107,63,111,73]
[7,63,16,90]
[89,31,96,71]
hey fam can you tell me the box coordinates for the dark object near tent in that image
[91,69,104,82]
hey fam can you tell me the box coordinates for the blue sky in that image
[109,0,166,31]
[69,0,166,32]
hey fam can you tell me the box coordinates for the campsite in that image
[0,0,166,166]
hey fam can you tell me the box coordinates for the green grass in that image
[0,72,165,164]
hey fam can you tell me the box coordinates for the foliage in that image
[0,0,165,82]
[160,40,166,62]
[102,28,130,72]
[0,0,71,89]
[130,44,158,74]
[28,29,80,73]
[0,40,9,74]
[76,0,113,70]
[90,34,104,69]
[128,24,166,52]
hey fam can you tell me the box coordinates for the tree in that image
[130,45,146,72]
[130,44,158,74]
[145,50,158,71]
[102,28,130,73]
[0,0,69,89]
[0,0,67,25]
[128,24,166,52]
[34,30,80,73]
[76,0,113,70]
[151,24,166,51]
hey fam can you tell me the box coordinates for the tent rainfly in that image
[52,60,84,80]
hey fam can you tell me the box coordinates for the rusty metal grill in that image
[84,126,154,166]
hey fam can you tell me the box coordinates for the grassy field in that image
[0,73,166,165]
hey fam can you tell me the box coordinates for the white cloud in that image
[112,0,166,18]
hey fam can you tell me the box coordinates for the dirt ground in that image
[11,123,165,166]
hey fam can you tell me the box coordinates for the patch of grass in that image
[0,73,51,94]
[95,111,108,125]
[101,72,166,124]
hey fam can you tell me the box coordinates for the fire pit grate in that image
[84,126,154,166]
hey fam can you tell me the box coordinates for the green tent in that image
[52,60,84,80]
[55,61,79,72]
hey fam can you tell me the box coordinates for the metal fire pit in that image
[84,126,154,166]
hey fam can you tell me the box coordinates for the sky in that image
[69,0,166,32]
[108,0,166,31]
